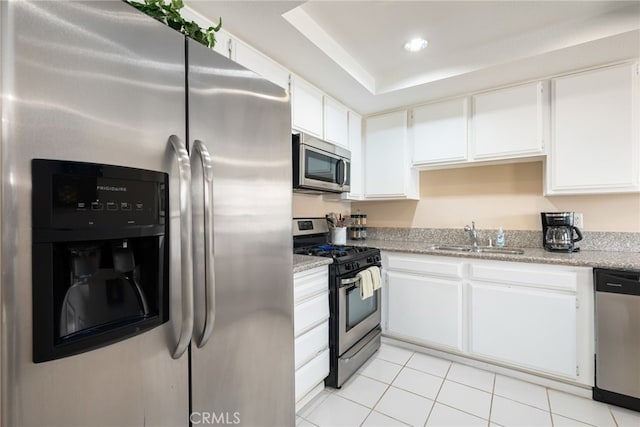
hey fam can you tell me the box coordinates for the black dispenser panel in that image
[32,159,169,363]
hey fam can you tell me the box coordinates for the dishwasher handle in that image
[594,268,640,296]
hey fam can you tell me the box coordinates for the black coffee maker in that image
[541,212,583,252]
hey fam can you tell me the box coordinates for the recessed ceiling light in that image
[404,38,428,52]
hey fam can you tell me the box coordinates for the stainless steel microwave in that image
[293,133,351,193]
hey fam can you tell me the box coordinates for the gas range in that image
[293,217,382,389]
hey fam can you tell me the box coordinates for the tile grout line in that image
[422,359,454,427]
[547,386,555,427]
[492,387,555,414]
[311,345,636,427]
[358,348,416,427]
[609,404,619,427]
[487,374,496,427]
[545,388,602,427]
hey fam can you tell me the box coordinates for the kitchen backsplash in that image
[365,227,640,252]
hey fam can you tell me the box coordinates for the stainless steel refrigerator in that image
[0,1,294,425]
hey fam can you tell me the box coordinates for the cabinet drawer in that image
[295,321,329,369]
[295,348,330,402]
[294,291,329,337]
[469,263,577,291]
[386,254,463,278]
[294,267,328,303]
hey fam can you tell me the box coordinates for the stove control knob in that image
[345,263,352,271]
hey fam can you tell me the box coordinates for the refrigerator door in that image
[1,1,188,425]
[187,38,295,425]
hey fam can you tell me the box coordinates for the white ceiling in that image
[185,1,640,115]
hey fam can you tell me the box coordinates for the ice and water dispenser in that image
[32,159,169,362]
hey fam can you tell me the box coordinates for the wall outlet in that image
[574,213,584,228]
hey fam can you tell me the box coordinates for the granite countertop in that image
[293,254,333,273]
[352,239,640,270]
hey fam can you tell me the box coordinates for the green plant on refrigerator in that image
[125,0,222,48]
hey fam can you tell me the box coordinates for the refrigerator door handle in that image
[191,139,216,348]
[169,134,194,359]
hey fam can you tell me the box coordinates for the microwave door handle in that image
[169,135,194,359]
[337,159,347,187]
[191,140,216,349]
[341,159,348,186]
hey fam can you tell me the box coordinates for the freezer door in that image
[1,1,188,426]
[187,38,295,425]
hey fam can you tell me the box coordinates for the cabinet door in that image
[346,111,364,199]
[292,77,323,138]
[412,98,468,165]
[323,96,349,147]
[387,271,462,350]
[469,282,577,378]
[364,111,418,199]
[472,82,547,160]
[212,31,232,59]
[234,40,289,90]
[547,63,639,194]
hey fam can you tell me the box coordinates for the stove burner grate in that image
[294,244,374,259]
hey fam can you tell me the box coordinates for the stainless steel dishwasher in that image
[593,268,640,412]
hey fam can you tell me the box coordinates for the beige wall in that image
[352,161,640,232]
[293,192,351,219]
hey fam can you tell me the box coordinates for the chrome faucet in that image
[464,221,479,251]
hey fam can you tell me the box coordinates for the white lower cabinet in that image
[295,322,329,370]
[468,282,577,377]
[382,252,594,386]
[387,271,462,351]
[293,266,329,410]
[295,349,330,404]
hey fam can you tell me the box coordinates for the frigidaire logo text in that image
[97,185,127,192]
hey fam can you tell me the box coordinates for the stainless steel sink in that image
[478,247,525,255]
[427,244,524,255]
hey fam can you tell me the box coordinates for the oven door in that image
[299,144,350,193]
[338,275,381,356]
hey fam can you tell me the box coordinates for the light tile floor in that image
[296,343,640,427]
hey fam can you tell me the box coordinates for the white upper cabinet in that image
[471,81,548,160]
[364,111,419,199]
[233,39,290,90]
[546,62,640,195]
[411,97,469,166]
[292,76,324,138]
[212,30,232,59]
[346,111,364,199]
[323,96,349,147]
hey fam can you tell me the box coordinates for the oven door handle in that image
[191,139,216,349]
[341,276,361,287]
[169,134,194,360]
